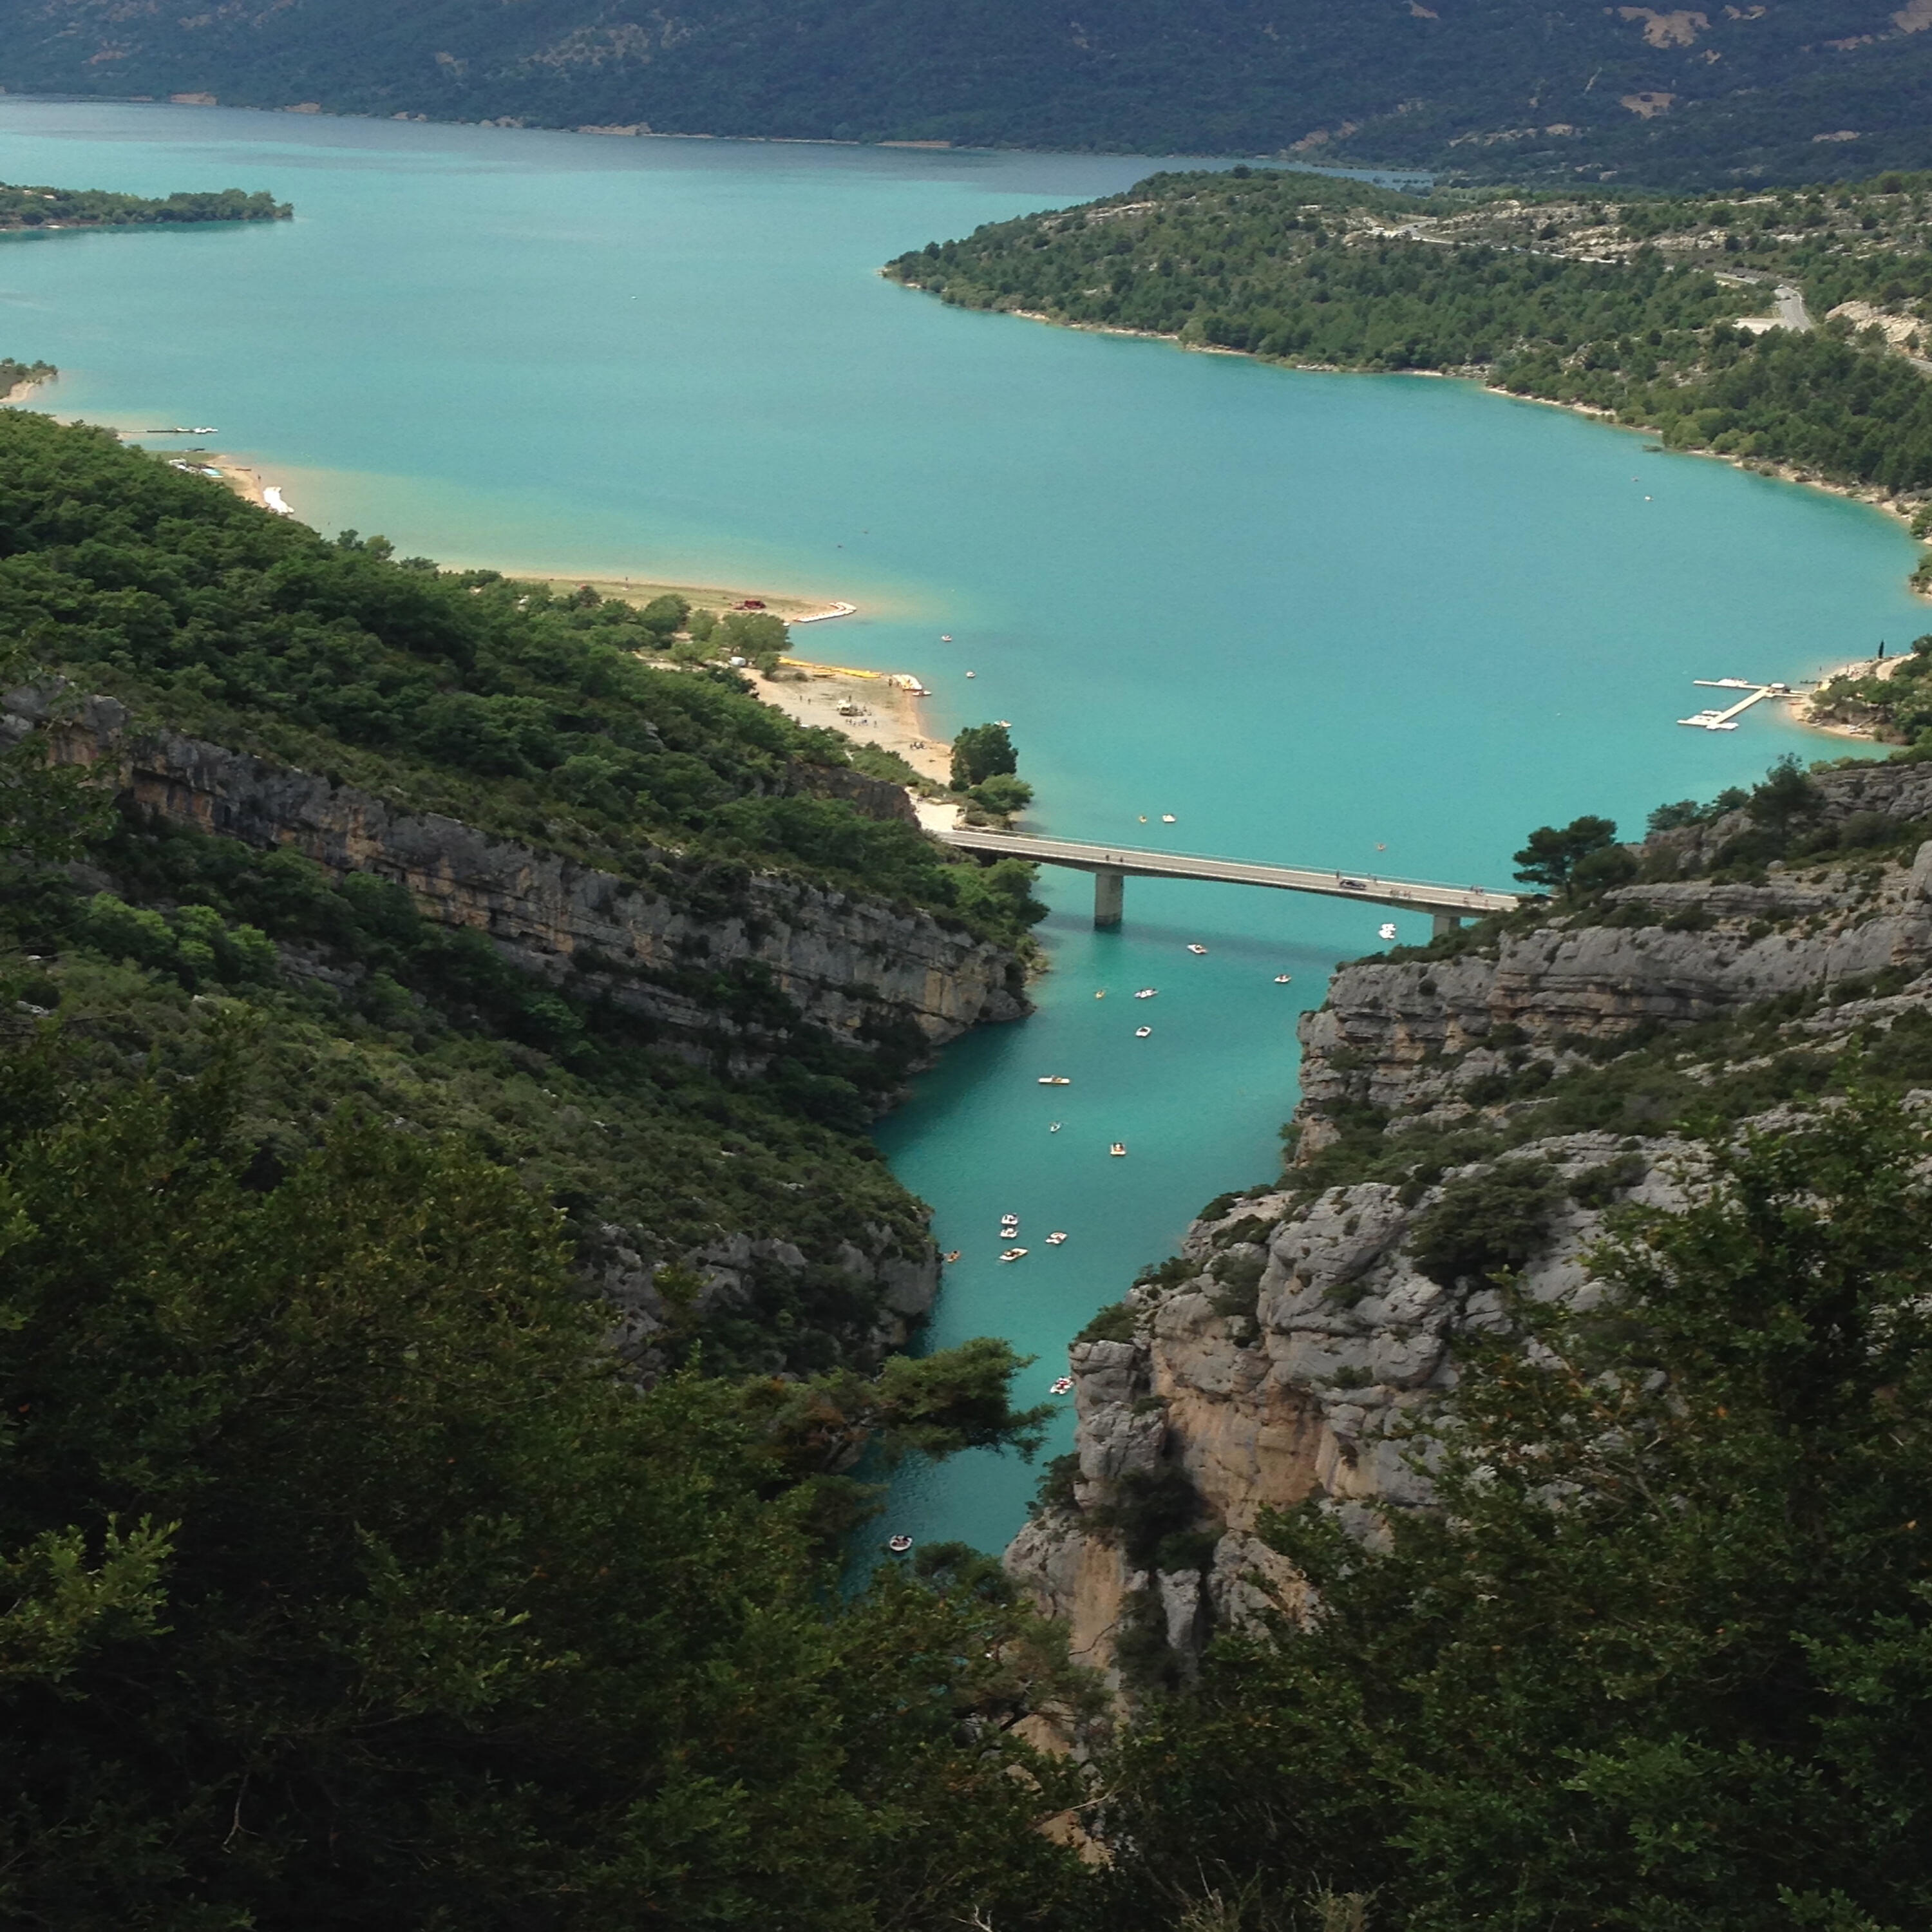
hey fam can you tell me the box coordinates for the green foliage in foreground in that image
[1104,1096,1932,1931]
[0,180,289,229]
[1,809,950,1378]
[0,410,1039,948]
[892,169,1932,498]
[0,1052,1095,1928]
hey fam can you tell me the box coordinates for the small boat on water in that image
[940,633,952,641]
[1274,974,1294,984]
[887,1533,914,1553]
[999,1247,1028,1263]
[1161,813,1177,824]
[965,670,976,678]
[1110,1142,1127,1158]
[1378,922,1399,941]
[1135,1026,1152,1039]
[1038,1074,1072,1086]
[1046,1231,1068,1246]
[995,719,1012,728]
[943,1250,961,1262]
[1094,990,1106,1000]
[1133,987,1157,999]
[1187,943,1209,956]
[1050,1121,1063,1132]
[1050,1376,1074,1396]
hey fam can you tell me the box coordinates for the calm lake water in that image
[5,99,1927,1554]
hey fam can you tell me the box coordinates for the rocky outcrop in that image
[1300,801,1932,1140]
[1010,761,1932,1689]
[1011,1132,1689,1683]
[10,691,1028,1071]
[594,1221,940,1365]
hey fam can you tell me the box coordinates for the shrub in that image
[1408,1160,1561,1289]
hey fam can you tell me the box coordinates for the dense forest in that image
[0,406,1108,1920]
[0,409,1043,1381]
[8,0,1932,187]
[0,181,290,229]
[890,168,1932,502]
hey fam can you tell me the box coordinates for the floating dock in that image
[1677,677,1791,731]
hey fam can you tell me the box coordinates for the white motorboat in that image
[1135,1026,1152,1038]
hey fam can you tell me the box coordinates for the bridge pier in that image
[1432,912,1461,940]
[1094,867,1124,930]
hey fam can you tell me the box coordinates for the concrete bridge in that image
[938,828,1519,935]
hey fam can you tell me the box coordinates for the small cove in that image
[3,99,1927,1555]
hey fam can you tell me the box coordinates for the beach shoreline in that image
[755,657,958,828]
[0,374,53,408]
[1786,650,1916,742]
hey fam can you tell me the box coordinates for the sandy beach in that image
[516,573,855,624]
[756,658,960,829]
[1786,650,1916,741]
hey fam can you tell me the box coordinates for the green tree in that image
[716,609,790,673]
[951,722,1018,790]
[638,592,690,636]
[968,772,1034,819]
[0,1045,1097,1929]
[1748,751,1824,831]
[1511,813,1619,895]
[1103,1093,1932,1932]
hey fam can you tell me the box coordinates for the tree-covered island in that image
[0,180,289,231]
[889,167,1932,516]
[1,178,290,394]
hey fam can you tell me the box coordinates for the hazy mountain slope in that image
[8,0,1932,184]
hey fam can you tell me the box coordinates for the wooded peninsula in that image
[890,167,1932,535]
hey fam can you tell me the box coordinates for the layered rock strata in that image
[10,690,1027,1070]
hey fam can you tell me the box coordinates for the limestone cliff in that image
[1011,759,1932,1688]
[6,687,1031,1367]
[12,690,1028,1071]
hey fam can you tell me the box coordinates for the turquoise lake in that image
[5,99,1928,1555]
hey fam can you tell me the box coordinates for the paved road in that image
[1773,283,1812,330]
[938,828,1519,917]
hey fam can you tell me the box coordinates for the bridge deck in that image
[939,828,1518,918]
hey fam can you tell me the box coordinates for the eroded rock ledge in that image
[12,690,1029,1072]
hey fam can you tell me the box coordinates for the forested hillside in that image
[891,167,1932,504]
[9,0,1932,186]
[0,408,1043,1381]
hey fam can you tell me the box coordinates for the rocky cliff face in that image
[1011,761,1932,1690]
[14,691,1028,1072]
[6,688,1034,1366]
